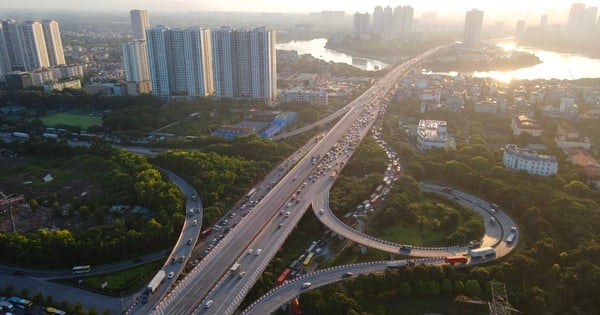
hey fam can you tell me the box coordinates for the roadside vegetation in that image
[372,96,600,313]
[57,261,163,296]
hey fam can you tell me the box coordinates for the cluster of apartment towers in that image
[353,6,484,47]
[123,10,277,102]
[0,19,66,76]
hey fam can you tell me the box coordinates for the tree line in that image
[375,98,600,313]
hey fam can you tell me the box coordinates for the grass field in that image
[42,113,103,129]
[57,261,162,296]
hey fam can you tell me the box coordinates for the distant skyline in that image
[0,1,598,24]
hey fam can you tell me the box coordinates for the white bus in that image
[72,265,91,274]
[468,247,496,259]
[246,188,257,199]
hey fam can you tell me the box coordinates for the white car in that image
[255,248,262,255]
[168,271,175,278]
[301,282,312,289]
[205,300,213,309]
[247,248,253,254]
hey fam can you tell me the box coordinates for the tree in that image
[453,280,464,293]
[440,278,453,294]
[426,280,440,296]
[464,279,482,297]
[397,281,412,297]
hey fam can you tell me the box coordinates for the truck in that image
[230,262,242,276]
[142,270,166,303]
[311,154,320,165]
[445,256,468,264]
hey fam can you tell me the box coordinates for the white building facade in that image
[416,120,449,150]
[503,144,558,176]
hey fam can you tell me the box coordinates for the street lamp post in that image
[120,291,125,311]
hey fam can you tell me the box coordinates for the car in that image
[187,238,193,245]
[193,219,198,226]
[511,226,517,232]
[301,282,312,289]
[277,223,283,229]
[168,271,175,278]
[343,272,353,278]
[248,248,254,254]
[469,240,483,249]
[319,208,324,214]
[204,300,213,309]
[13,270,26,276]
[238,271,247,278]
[285,211,291,217]
[179,255,185,263]
[255,248,262,255]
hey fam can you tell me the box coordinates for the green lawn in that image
[376,224,453,247]
[57,261,162,296]
[42,113,103,129]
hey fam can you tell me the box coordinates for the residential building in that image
[394,6,413,37]
[372,6,383,36]
[503,144,557,176]
[381,6,394,41]
[41,20,65,66]
[0,19,65,72]
[19,20,49,70]
[353,12,370,40]
[122,40,151,95]
[130,9,150,40]
[416,119,449,150]
[463,9,484,46]
[146,26,170,98]
[211,27,276,101]
[146,26,213,99]
[511,115,543,136]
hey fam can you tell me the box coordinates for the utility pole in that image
[489,281,519,315]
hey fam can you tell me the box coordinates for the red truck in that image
[445,256,468,264]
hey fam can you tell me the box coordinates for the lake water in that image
[276,38,388,71]
[278,38,600,81]
[424,40,600,82]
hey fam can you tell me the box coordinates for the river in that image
[278,38,600,81]
[276,38,388,71]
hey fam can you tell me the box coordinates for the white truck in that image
[142,270,166,303]
[230,262,242,276]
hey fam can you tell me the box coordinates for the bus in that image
[72,265,91,274]
[303,252,314,268]
[246,188,257,199]
[8,296,33,309]
[276,268,291,285]
[468,247,496,259]
[45,307,67,315]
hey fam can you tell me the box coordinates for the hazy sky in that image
[1,0,598,22]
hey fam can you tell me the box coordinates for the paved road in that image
[242,258,446,314]
[131,169,203,313]
[150,46,443,314]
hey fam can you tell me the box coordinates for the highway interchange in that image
[1,43,518,315]
[149,44,520,315]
